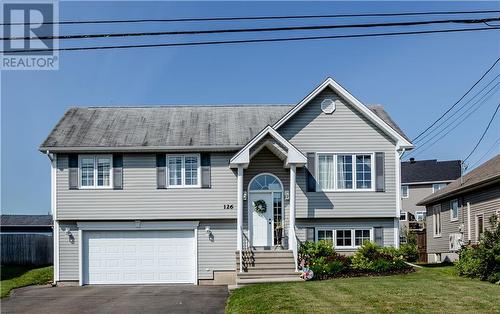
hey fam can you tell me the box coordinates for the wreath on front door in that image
[253,200,267,214]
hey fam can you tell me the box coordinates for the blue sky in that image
[2,1,499,214]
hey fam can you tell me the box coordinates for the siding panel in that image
[57,154,237,220]
[277,88,398,218]
[198,220,237,279]
[58,222,79,281]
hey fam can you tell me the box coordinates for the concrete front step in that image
[236,276,304,285]
[237,264,296,271]
[235,250,293,257]
[237,270,301,278]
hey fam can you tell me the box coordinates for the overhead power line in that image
[468,135,500,168]
[4,17,500,41]
[3,26,498,54]
[414,72,500,144]
[1,9,500,26]
[412,57,500,142]
[405,81,500,159]
[463,103,500,163]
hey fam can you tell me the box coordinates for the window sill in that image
[166,185,202,189]
[450,218,459,222]
[433,234,442,238]
[79,186,113,190]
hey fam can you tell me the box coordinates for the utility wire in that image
[414,72,500,144]
[4,17,500,41]
[1,9,500,25]
[468,135,500,168]
[463,103,500,163]
[3,26,497,54]
[406,81,500,159]
[412,57,500,142]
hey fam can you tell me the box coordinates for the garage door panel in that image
[83,230,195,284]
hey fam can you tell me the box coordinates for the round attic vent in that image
[321,98,336,114]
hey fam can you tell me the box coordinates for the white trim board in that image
[272,77,413,150]
[77,221,200,230]
[230,125,307,168]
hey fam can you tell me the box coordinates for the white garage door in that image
[83,230,195,284]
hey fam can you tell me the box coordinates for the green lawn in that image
[1,265,53,298]
[226,267,500,313]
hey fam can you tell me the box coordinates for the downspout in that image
[44,150,58,284]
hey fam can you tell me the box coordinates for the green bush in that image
[456,214,500,284]
[299,241,350,279]
[399,243,419,262]
[351,242,410,273]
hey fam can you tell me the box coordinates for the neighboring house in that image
[0,215,53,234]
[400,159,461,237]
[40,77,413,286]
[417,155,500,263]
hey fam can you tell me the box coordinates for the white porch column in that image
[289,164,298,270]
[237,165,244,252]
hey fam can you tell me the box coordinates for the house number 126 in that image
[224,204,234,209]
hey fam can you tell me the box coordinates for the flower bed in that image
[299,241,413,280]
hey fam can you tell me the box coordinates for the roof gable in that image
[273,78,413,149]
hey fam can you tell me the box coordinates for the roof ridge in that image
[81,104,294,109]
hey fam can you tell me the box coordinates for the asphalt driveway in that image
[1,284,228,314]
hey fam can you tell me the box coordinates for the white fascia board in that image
[77,221,200,230]
[230,125,306,168]
[273,77,413,149]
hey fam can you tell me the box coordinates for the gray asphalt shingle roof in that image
[40,104,409,151]
[1,215,53,226]
[401,159,462,184]
[417,155,500,205]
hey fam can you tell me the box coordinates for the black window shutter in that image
[374,227,384,246]
[200,153,211,188]
[306,228,315,242]
[156,154,166,189]
[375,152,385,192]
[68,154,78,190]
[113,154,123,190]
[306,153,316,192]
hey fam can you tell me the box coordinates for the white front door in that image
[250,193,273,246]
[82,230,196,284]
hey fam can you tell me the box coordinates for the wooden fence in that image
[1,234,53,266]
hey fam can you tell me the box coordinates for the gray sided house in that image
[40,78,413,286]
[400,159,461,237]
[417,155,500,263]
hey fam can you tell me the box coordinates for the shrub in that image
[398,243,419,262]
[299,241,350,279]
[456,214,500,284]
[351,242,410,273]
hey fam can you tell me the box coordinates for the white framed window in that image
[316,229,333,245]
[401,185,409,198]
[354,229,371,246]
[79,155,112,188]
[432,183,447,193]
[400,211,407,221]
[327,228,373,249]
[433,204,442,237]
[318,155,334,190]
[450,199,459,222]
[415,211,426,222]
[316,153,374,191]
[167,154,200,188]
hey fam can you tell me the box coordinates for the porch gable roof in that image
[229,125,307,168]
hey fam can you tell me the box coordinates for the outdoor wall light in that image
[64,227,71,235]
[205,226,211,233]
[243,191,248,201]
[285,191,290,200]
